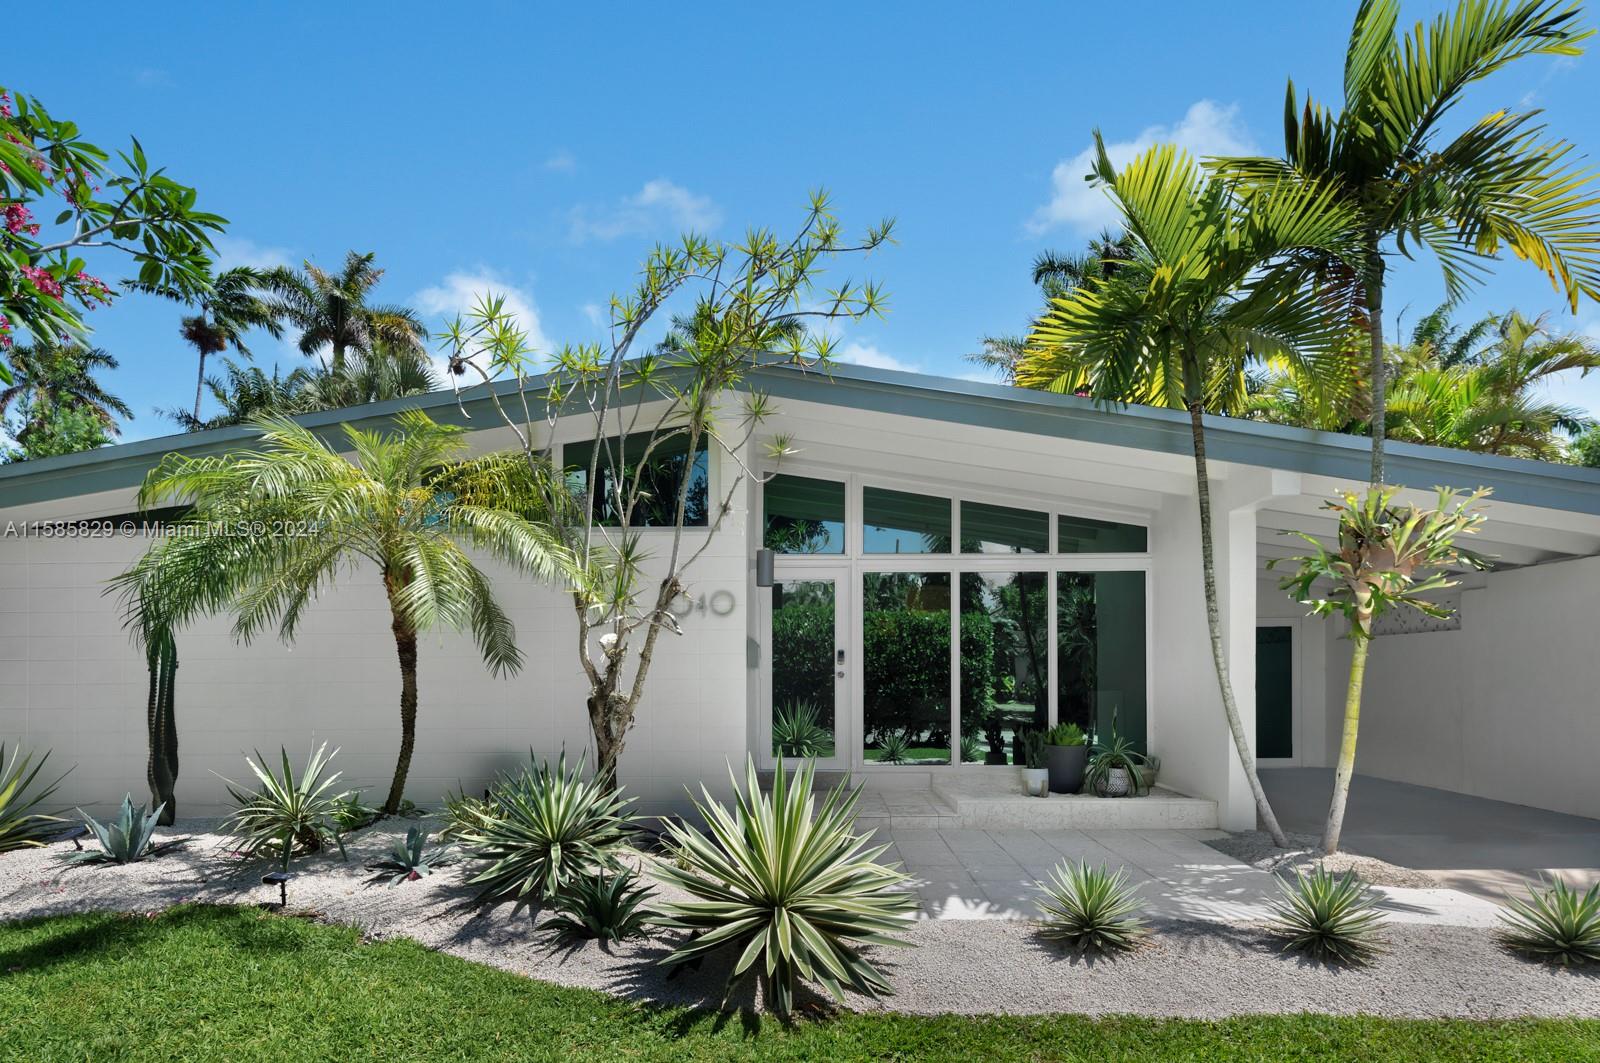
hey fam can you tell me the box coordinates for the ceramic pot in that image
[1021,766,1049,797]
[1045,744,1087,794]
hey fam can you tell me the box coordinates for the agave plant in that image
[460,753,633,904]
[874,730,910,765]
[652,757,918,1017]
[439,785,499,841]
[365,826,455,886]
[0,742,69,852]
[543,869,655,944]
[1269,866,1387,964]
[64,794,183,865]
[1035,861,1147,954]
[772,700,831,759]
[217,744,351,872]
[1498,876,1600,966]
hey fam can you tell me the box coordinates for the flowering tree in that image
[0,86,223,366]
[1271,486,1489,853]
[437,192,893,784]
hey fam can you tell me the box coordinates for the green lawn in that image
[2,905,1597,1062]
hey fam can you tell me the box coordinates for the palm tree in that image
[176,267,282,421]
[162,358,314,432]
[0,341,132,443]
[266,252,427,375]
[1218,0,1600,486]
[301,339,438,410]
[116,410,573,814]
[1019,138,1359,846]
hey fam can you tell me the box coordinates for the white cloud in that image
[1027,100,1256,235]
[543,150,577,173]
[212,236,294,272]
[412,270,552,378]
[569,179,722,243]
[831,340,918,374]
[580,302,606,327]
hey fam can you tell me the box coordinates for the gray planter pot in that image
[1046,744,1086,794]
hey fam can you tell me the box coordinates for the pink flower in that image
[21,265,63,298]
[3,203,38,235]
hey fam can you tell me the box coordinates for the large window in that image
[1057,514,1147,553]
[960,572,1048,764]
[862,571,951,764]
[764,474,845,554]
[961,501,1049,554]
[565,433,708,527]
[1057,571,1147,751]
[863,487,950,554]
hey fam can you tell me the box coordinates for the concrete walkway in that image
[873,826,1503,927]
[1261,768,1600,900]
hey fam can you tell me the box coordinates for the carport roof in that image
[5,361,1600,516]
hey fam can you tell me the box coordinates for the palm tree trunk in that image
[1187,399,1289,847]
[1365,241,1386,486]
[145,627,179,826]
[193,350,207,421]
[384,593,419,816]
[1323,630,1370,855]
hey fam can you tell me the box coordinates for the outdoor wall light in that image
[755,548,774,588]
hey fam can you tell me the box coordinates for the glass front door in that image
[767,569,848,768]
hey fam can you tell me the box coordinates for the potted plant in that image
[1085,732,1148,798]
[1019,731,1048,797]
[1042,722,1087,794]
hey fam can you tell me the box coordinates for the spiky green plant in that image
[652,757,918,1017]
[543,869,655,944]
[1269,866,1387,963]
[1084,733,1149,798]
[1035,861,1148,954]
[330,792,381,833]
[874,730,910,765]
[0,742,68,852]
[64,794,182,865]
[217,744,350,872]
[772,700,831,759]
[959,732,983,764]
[439,785,500,841]
[1499,876,1600,966]
[460,754,633,905]
[365,826,455,886]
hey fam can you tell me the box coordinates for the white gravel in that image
[1207,829,1442,889]
[2,818,1595,1019]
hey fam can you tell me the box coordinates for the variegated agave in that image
[652,757,917,1017]
[217,744,350,871]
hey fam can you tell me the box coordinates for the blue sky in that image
[13,1,1600,442]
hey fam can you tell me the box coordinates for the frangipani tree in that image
[439,192,893,786]
[1021,138,1361,846]
[115,410,573,815]
[1272,486,1490,853]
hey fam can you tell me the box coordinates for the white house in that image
[4,362,1599,829]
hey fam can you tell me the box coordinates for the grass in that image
[1,905,1598,1061]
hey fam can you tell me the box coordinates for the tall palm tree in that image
[116,410,573,814]
[177,267,282,421]
[1019,138,1359,846]
[301,338,439,410]
[266,252,427,375]
[162,358,314,432]
[0,341,132,441]
[1218,0,1600,485]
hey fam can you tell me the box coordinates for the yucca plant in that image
[365,826,455,886]
[64,794,183,865]
[1035,861,1148,954]
[543,869,655,945]
[653,757,918,1017]
[330,792,381,832]
[1499,876,1600,966]
[0,742,68,852]
[874,730,910,765]
[217,744,350,872]
[1269,865,1387,963]
[460,753,633,905]
[772,700,831,759]
[439,785,499,841]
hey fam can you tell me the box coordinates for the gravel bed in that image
[2,819,1594,1019]
[1206,829,1441,889]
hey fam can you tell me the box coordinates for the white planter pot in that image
[1021,767,1049,797]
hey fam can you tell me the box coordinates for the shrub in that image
[460,753,633,905]
[1269,866,1386,963]
[65,794,182,865]
[330,792,381,832]
[1035,861,1147,954]
[652,757,917,1017]
[365,826,455,886]
[218,744,350,871]
[772,700,831,758]
[543,869,654,944]
[439,785,499,841]
[0,742,68,852]
[1498,876,1600,966]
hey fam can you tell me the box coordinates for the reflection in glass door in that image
[769,573,845,766]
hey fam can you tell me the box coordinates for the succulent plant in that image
[1498,876,1600,966]
[1035,861,1147,953]
[1268,865,1387,963]
[65,794,183,865]
[365,826,455,886]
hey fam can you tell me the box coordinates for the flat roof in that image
[6,361,1600,515]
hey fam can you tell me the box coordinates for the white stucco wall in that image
[1328,554,1600,819]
